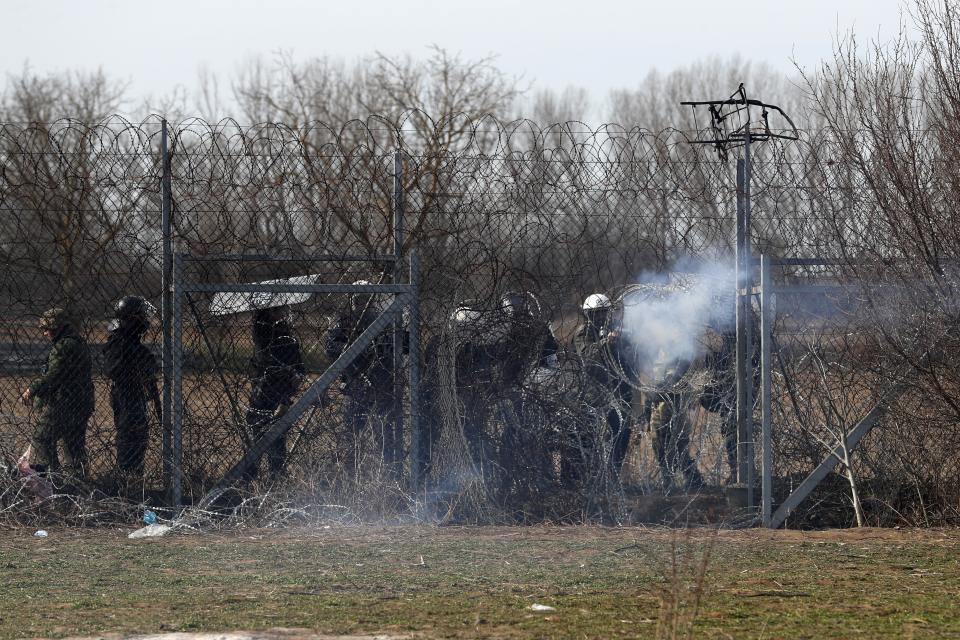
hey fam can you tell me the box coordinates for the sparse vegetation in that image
[2,526,958,639]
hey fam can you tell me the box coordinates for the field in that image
[3,526,960,639]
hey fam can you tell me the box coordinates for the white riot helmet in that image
[582,293,611,313]
[450,305,481,325]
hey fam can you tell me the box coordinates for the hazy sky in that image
[4,0,907,113]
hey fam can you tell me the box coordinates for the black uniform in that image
[325,303,397,471]
[418,305,558,486]
[103,324,160,476]
[573,321,634,480]
[246,309,304,480]
[455,305,557,477]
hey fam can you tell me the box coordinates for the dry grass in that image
[2,526,959,639]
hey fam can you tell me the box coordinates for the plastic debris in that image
[17,445,53,501]
[128,523,172,539]
[209,274,320,316]
[33,530,48,538]
[528,604,556,612]
[143,510,157,525]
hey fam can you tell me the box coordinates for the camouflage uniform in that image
[649,358,703,491]
[699,328,759,482]
[28,309,94,477]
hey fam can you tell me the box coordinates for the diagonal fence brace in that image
[195,292,413,508]
[769,382,906,529]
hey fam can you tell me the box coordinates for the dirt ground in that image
[3,525,960,639]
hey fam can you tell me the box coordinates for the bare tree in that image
[609,56,811,132]
[224,47,525,259]
[0,68,157,318]
[801,0,960,422]
[525,85,591,125]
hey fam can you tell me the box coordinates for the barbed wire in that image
[0,114,956,527]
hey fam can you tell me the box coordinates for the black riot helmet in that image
[500,291,540,320]
[115,295,155,334]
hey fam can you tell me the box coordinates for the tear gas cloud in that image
[619,260,736,378]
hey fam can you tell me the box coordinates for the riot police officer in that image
[573,293,634,481]
[246,306,304,481]
[21,308,94,478]
[418,292,558,488]
[103,296,161,478]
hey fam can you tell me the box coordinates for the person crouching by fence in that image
[103,296,161,481]
[245,306,304,483]
[20,308,94,480]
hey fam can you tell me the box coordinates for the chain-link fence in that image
[1,115,956,526]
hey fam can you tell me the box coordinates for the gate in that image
[166,251,420,507]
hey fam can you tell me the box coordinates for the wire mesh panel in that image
[174,257,414,512]
[0,118,164,496]
[1,114,957,525]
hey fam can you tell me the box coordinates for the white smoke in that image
[619,261,736,380]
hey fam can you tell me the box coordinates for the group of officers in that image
[19,298,306,484]
[20,286,746,492]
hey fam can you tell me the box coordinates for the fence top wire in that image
[0,113,934,323]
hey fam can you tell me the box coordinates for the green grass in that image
[2,526,959,639]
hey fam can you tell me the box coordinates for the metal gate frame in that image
[166,251,421,507]
[756,255,909,528]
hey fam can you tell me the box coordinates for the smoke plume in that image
[619,261,735,379]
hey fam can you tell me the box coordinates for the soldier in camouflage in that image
[20,308,95,478]
[699,319,760,484]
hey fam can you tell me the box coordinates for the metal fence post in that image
[408,250,421,489]
[735,159,748,489]
[736,133,756,509]
[160,120,174,500]
[760,254,773,527]
[171,252,184,507]
[392,148,405,475]
[743,129,755,509]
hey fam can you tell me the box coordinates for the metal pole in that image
[160,120,174,499]
[171,252,184,507]
[391,148,405,475]
[760,254,772,527]
[743,129,755,509]
[408,251,421,489]
[735,159,748,490]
